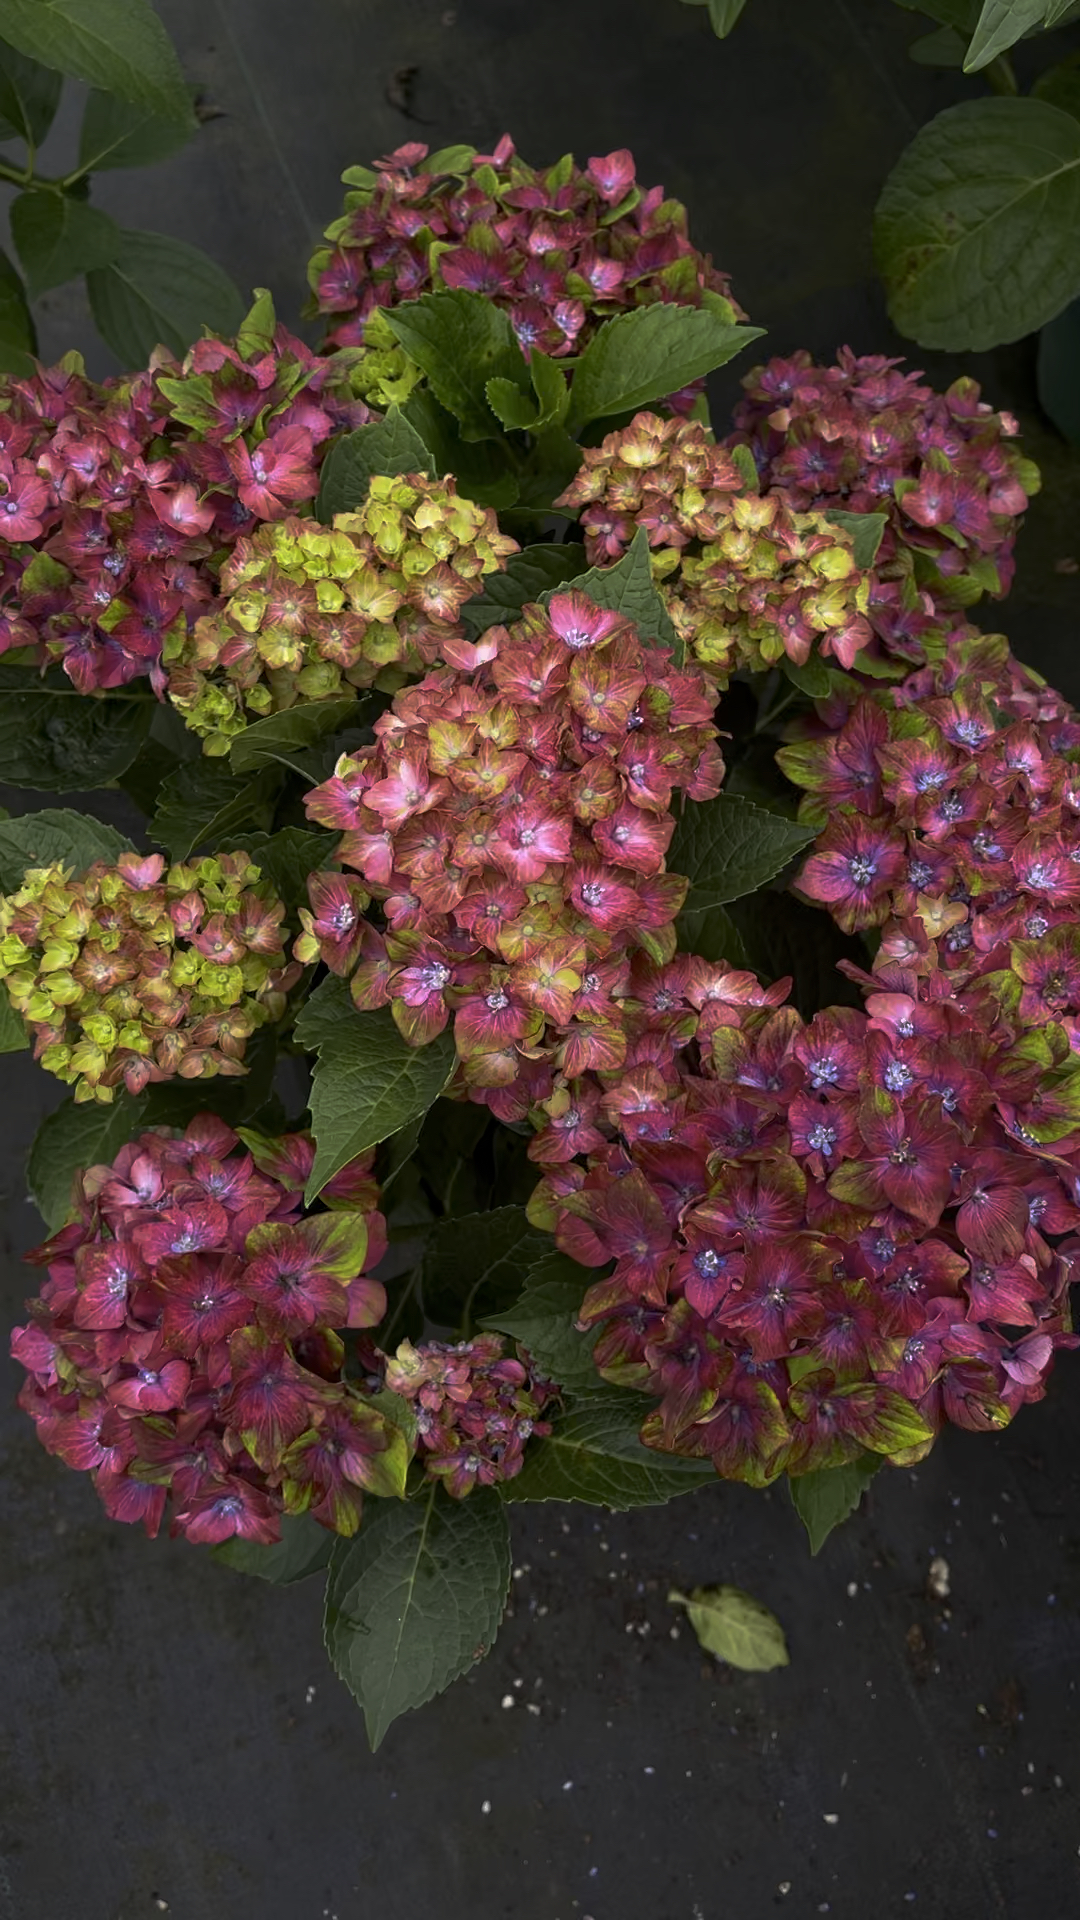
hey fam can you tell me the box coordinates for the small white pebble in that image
[778,1886,791,1898]
[305,1685,317,1704]
[154,1904,169,1915]
[501,1694,515,1710]
[927,1556,951,1600]
[526,1703,542,1717]
[846,1581,858,1598]
[563,1780,574,1791]
[823,1812,840,1825]
[1055,1774,1065,1788]
[481,1800,491,1814]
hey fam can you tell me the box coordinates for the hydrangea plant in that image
[3,133,1075,1752]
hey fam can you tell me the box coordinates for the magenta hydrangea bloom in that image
[384,1333,556,1496]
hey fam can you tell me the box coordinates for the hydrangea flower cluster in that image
[10,1115,401,1542]
[384,1333,556,1496]
[524,947,1078,1487]
[0,851,298,1102]
[727,349,1039,608]
[163,476,519,752]
[298,589,723,1094]
[0,302,370,694]
[556,412,874,680]
[309,137,742,405]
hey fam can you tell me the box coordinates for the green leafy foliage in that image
[420,1205,551,1327]
[680,0,751,32]
[566,304,764,432]
[383,291,530,442]
[324,1483,511,1749]
[0,0,195,127]
[822,509,887,568]
[315,407,436,520]
[669,793,815,945]
[0,242,34,374]
[963,0,1045,70]
[27,1091,146,1230]
[0,990,28,1053]
[87,228,244,365]
[483,1252,600,1394]
[401,387,521,510]
[0,807,132,889]
[0,35,62,144]
[11,191,120,299]
[907,23,968,62]
[486,349,568,433]
[668,1585,790,1670]
[77,87,195,172]
[213,1511,336,1585]
[873,98,1080,350]
[540,526,681,657]
[461,542,587,634]
[502,1389,715,1509]
[788,1455,883,1555]
[228,699,363,775]
[148,761,281,860]
[296,979,457,1202]
[1032,55,1080,118]
[0,668,153,789]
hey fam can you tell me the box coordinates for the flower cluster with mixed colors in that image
[297,589,723,1098]
[163,475,518,752]
[309,137,742,406]
[384,1333,556,1496]
[0,851,298,1101]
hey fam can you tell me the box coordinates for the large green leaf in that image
[460,541,588,635]
[502,1391,715,1509]
[539,525,681,657]
[213,1512,335,1585]
[566,305,764,432]
[0,991,28,1053]
[0,668,153,789]
[315,407,436,520]
[228,699,363,776]
[148,761,281,860]
[822,509,887,569]
[27,1091,146,1230]
[11,190,120,298]
[420,1205,551,1327]
[482,1252,600,1395]
[0,34,61,144]
[297,981,457,1203]
[1033,57,1080,119]
[873,98,1080,350]
[324,1483,511,1749]
[401,386,519,509]
[788,1455,883,1555]
[0,807,132,890]
[668,792,815,938]
[963,0,1045,69]
[87,228,244,365]
[668,1585,789,1670]
[77,87,195,172]
[0,242,34,374]
[383,290,529,442]
[0,0,195,127]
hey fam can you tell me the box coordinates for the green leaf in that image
[315,407,436,520]
[728,441,759,490]
[822,509,888,569]
[460,541,587,635]
[324,1483,511,1749]
[228,698,363,775]
[87,227,244,365]
[298,981,457,1203]
[77,87,194,172]
[148,761,281,860]
[788,1455,883,1555]
[482,1252,600,1395]
[1032,56,1080,118]
[0,241,34,373]
[726,891,868,1019]
[11,191,120,299]
[502,1390,715,1509]
[566,305,764,432]
[225,826,337,909]
[893,0,981,28]
[383,290,529,441]
[421,1205,551,1327]
[873,98,1080,351]
[485,375,540,432]
[0,667,153,789]
[213,1511,335,1585]
[669,793,816,938]
[668,1585,789,1671]
[0,0,195,127]
[423,143,477,172]
[27,1090,146,1230]
[0,34,61,144]
[401,386,519,509]
[0,989,27,1052]
[963,0,1045,70]
[540,525,681,657]
[0,807,132,890]
[908,23,968,61]
[707,0,750,32]
[486,353,568,433]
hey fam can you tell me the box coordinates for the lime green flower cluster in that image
[337,309,426,412]
[557,412,875,682]
[0,851,298,1103]
[163,475,519,753]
